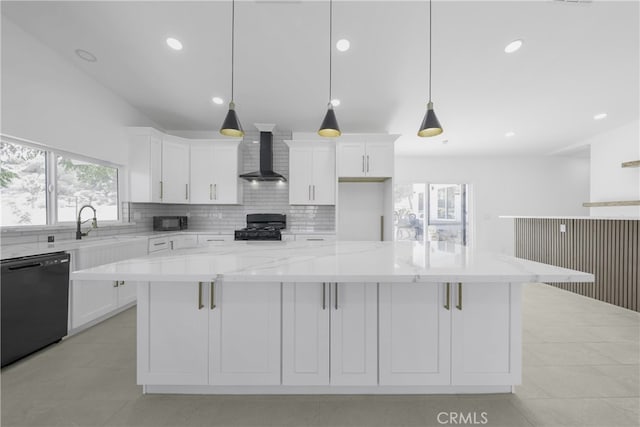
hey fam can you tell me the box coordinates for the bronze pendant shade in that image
[318,103,341,137]
[318,0,341,137]
[418,0,443,138]
[418,101,443,137]
[220,0,244,137]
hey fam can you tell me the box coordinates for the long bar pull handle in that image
[119,281,125,286]
[214,184,217,200]
[444,283,450,310]
[210,281,216,310]
[198,282,204,310]
[309,185,312,201]
[160,181,163,199]
[362,155,365,172]
[367,155,370,172]
[334,282,338,310]
[210,184,213,200]
[456,282,462,310]
[185,184,189,200]
[312,185,316,201]
[322,282,326,310]
[113,281,119,288]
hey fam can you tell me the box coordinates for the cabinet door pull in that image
[160,181,163,199]
[309,185,312,201]
[456,282,462,310]
[334,282,338,310]
[185,184,189,200]
[322,282,326,310]
[210,184,213,200]
[366,155,370,172]
[119,280,125,286]
[198,282,204,310]
[312,185,316,201]
[113,280,119,288]
[210,281,216,310]
[214,184,217,200]
[444,283,450,310]
[362,155,365,172]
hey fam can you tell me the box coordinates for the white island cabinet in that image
[138,281,280,387]
[71,240,594,395]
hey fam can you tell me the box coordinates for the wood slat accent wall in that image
[514,218,639,312]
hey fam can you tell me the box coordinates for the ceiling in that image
[2,1,638,156]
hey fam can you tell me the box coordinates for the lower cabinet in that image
[378,282,451,386]
[282,282,377,386]
[137,281,281,386]
[450,282,521,386]
[71,240,147,330]
[379,282,520,387]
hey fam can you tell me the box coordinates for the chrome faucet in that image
[76,205,98,240]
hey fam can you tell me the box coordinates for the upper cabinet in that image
[128,128,242,204]
[161,136,190,204]
[285,140,336,205]
[337,138,396,179]
[190,140,242,204]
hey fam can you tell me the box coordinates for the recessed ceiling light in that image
[504,39,523,53]
[75,49,97,62]
[505,131,516,137]
[331,99,341,107]
[166,37,183,51]
[593,113,608,120]
[212,97,224,105]
[336,39,350,52]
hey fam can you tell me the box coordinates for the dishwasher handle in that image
[7,263,43,271]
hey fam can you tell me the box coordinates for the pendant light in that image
[418,0,443,137]
[318,0,341,137]
[220,0,244,137]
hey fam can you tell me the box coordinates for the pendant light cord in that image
[231,0,236,103]
[428,0,432,103]
[329,0,333,103]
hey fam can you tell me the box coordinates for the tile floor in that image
[1,283,638,427]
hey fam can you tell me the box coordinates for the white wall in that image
[1,16,158,165]
[587,120,640,217]
[394,156,590,254]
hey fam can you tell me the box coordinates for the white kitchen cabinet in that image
[286,141,335,205]
[71,239,147,330]
[283,282,377,386]
[379,283,451,386]
[148,236,170,253]
[209,282,281,385]
[137,281,209,385]
[450,283,521,386]
[282,283,330,385]
[337,141,394,178]
[190,141,242,204]
[161,136,190,203]
[197,234,234,245]
[138,281,281,387]
[128,127,163,203]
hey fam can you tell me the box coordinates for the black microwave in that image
[153,216,188,231]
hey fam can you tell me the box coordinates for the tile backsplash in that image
[1,129,335,245]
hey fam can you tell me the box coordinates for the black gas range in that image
[234,214,286,241]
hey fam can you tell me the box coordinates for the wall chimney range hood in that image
[239,123,287,182]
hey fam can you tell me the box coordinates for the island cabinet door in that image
[137,282,209,385]
[330,282,378,386]
[378,283,451,386]
[282,283,330,385]
[451,283,522,386]
[209,282,281,385]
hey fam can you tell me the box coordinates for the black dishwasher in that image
[1,252,70,367]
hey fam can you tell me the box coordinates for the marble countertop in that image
[500,215,640,220]
[70,240,595,284]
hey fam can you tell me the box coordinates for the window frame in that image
[1,134,123,228]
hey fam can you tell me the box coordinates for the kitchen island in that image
[71,240,594,395]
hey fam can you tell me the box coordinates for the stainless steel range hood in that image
[239,123,287,182]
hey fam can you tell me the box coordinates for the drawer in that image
[148,237,169,253]
[197,234,234,245]
[295,234,336,241]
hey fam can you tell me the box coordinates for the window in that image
[0,142,47,225]
[0,138,120,226]
[56,156,118,222]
